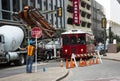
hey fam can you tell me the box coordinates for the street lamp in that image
[101,15,107,56]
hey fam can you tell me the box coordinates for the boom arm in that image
[13,6,56,38]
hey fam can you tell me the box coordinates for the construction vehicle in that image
[0,25,27,65]
[0,6,57,65]
[38,38,61,60]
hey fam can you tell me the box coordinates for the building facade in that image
[91,0,105,42]
[66,0,92,34]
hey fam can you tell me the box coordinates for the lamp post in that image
[101,15,107,56]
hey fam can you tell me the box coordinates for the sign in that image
[101,17,107,28]
[31,27,42,38]
[57,7,62,17]
[73,0,80,24]
[31,27,42,72]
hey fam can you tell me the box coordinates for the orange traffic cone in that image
[70,58,74,68]
[66,59,69,69]
[60,59,63,67]
[88,59,92,66]
[82,60,86,66]
[96,57,99,64]
[84,60,87,66]
[91,59,94,65]
[79,59,84,67]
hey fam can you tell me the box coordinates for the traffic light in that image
[57,7,62,17]
[101,17,107,28]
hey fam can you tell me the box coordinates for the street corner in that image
[55,67,70,81]
[33,67,69,81]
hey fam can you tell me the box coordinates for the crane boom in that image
[13,6,56,38]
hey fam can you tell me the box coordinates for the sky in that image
[95,0,120,24]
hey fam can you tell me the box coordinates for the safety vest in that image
[27,45,34,56]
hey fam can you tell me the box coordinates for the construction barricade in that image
[60,50,103,69]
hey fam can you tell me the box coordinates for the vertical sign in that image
[101,17,107,28]
[73,0,80,24]
[31,27,42,72]
[57,7,62,17]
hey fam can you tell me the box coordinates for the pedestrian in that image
[26,39,35,73]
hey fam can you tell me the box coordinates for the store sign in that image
[73,0,80,24]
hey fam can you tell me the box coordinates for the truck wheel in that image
[20,54,26,65]
[5,54,10,62]
[5,54,11,65]
[14,54,26,66]
[47,51,52,60]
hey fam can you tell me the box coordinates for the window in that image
[78,35,86,44]
[87,23,91,28]
[70,36,77,45]
[13,0,20,12]
[87,14,91,19]
[81,1,86,8]
[67,5,73,13]
[22,0,28,9]
[67,18,73,25]
[81,21,86,27]
[30,0,35,7]
[81,11,86,17]
[86,5,90,10]
[63,36,69,45]
[2,0,10,19]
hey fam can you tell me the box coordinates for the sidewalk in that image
[0,67,69,81]
[101,52,120,61]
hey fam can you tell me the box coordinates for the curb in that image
[56,69,69,81]
[102,58,120,62]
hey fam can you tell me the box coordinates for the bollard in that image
[42,67,46,72]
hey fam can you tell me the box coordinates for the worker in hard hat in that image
[26,39,35,73]
[18,39,35,73]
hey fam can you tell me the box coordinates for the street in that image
[1,59,120,81]
[62,59,120,81]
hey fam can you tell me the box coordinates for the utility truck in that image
[38,38,61,60]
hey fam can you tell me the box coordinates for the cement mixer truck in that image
[0,25,28,65]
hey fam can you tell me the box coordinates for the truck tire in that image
[47,51,52,60]
[5,54,11,65]
[5,54,10,62]
[14,54,26,66]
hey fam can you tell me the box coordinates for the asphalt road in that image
[62,59,120,81]
[0,60,60,78]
